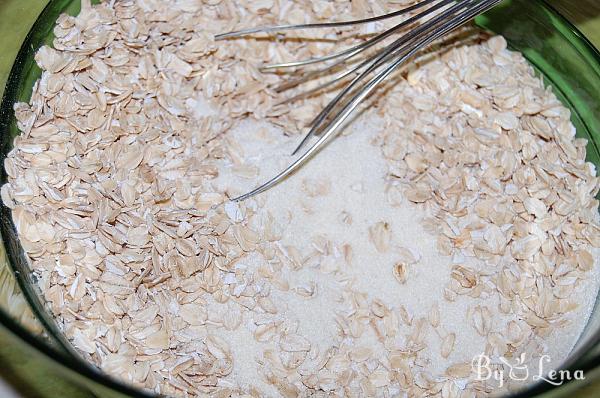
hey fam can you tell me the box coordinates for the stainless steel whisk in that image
[215,0,502,201]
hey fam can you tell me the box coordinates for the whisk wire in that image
[217,0,502,201]
[261,0,452,70]
[215,0,440,41]
[290,0,473,155]
[271,0,456,94]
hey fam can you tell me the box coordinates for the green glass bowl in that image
[1,1,600,397]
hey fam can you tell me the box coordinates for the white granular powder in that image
[212,116,600,394]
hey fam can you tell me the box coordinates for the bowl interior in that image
[1,0,600,397]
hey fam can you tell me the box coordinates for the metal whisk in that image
[216,0,502,201]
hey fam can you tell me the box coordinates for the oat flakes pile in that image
[380,34,600,335]
[2,0,600,397]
